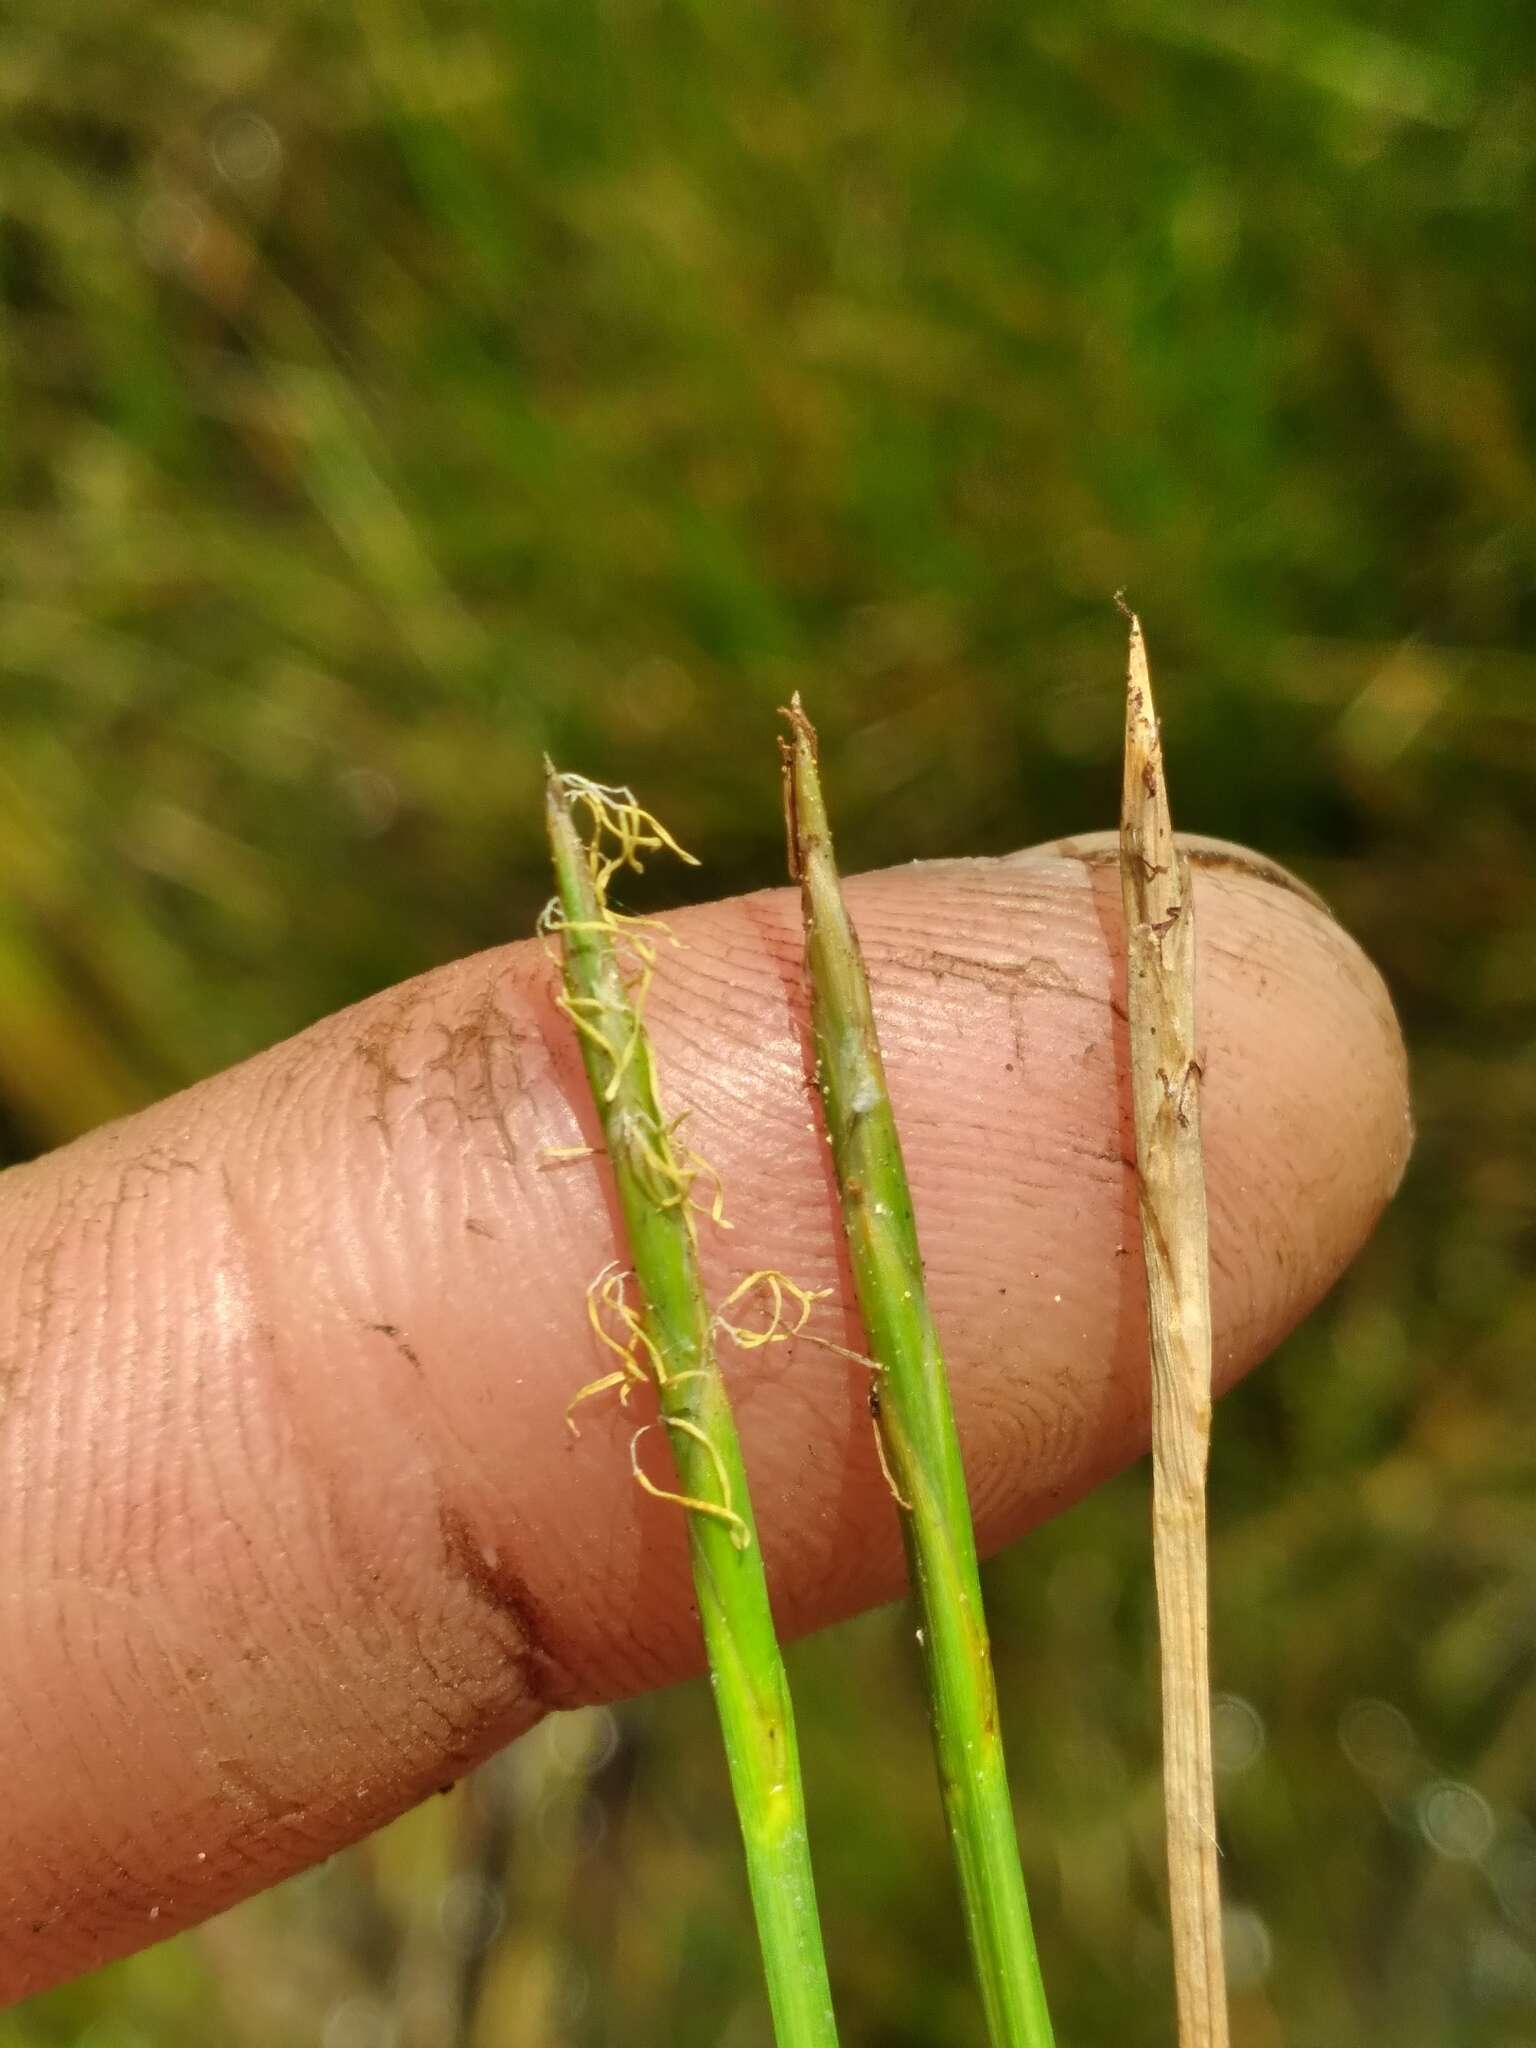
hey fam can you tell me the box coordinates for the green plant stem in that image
[782,704,1056,2048]
[546,770,839,2048]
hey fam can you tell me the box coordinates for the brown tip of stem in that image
[1122,615,1173,877]
[778,696,818,758]
[778,699,823,882]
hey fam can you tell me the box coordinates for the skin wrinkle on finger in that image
[0,1131,550,1989]
[238,1031,569,1725]
[0,838,1409,1999]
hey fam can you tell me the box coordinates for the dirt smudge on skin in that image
[892,944,1093,1003]
[436,1503,571,1715]
[345,973,535,1170]
[367,1322,424,1374]
[1057,838,1333,916]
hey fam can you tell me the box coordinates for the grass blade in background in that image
[546,769,840,2048]
[781,703,1055,2048]
[1118,617,1230,2048]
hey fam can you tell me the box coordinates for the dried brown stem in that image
[1119,614,1229,2048]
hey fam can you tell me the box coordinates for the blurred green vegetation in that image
[1,0,1533,2042]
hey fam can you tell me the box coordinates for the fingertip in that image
[0,828,1411,1992]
